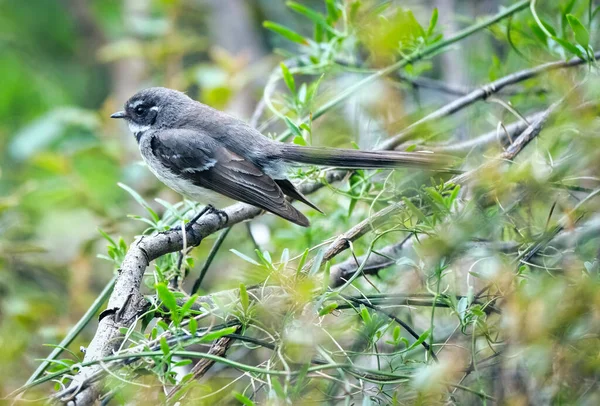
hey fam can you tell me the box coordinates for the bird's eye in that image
[135,105,146,115]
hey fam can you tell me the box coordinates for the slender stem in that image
[25,276,117,384]
[190,227,233,294]
[344,296,439,363]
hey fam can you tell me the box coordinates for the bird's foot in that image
[185,205,228,231]
[209,206,229,226]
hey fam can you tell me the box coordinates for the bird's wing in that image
[149,130,309,227]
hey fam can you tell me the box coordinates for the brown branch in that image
[381,51,600,151]
[302,203,404,272]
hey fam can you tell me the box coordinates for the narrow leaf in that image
[230,249,260,265]
[156,283,178,313]
[566,14,589,48]
[200,326,237,342]
[188,317,198,335]
[234,393,256,406]
[239,283,249,312]
[159,337,170,355]
[426,8,438,37]
[118,182,160,222]
[280,62,296,93]
[319,302,338,316]
[309,248,325,275]
[263,21,308,45]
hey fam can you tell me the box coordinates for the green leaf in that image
[325,0,340,22]
[180,294,199,316]
[174,359,192,367]
[159,337,170,355]
[425,187,445,208]
[270,377,286,398]
[200,326,237,342]
[287,1,338,36]
[97,228,116,247]
[280,248,290,267]
[360,305,372,324]
[449,185,461,206]
[263,21,308,45]
[280,62,296,93]
[309,248,325,275]
[392,325,401,342]
[319,302,338,316]
[239,283,249,312]
[297,248,309,274]
[566,14,589,48]
[284,117,303,138]
[118,182,160,223]
[156,283,178,313]
[306,74,324,104]
[405,329,430,352]
[322,261,331,292]
[552,36,585,58]
[230,249,260,265]
[402,197,428,224]
[314,21,324,42]
[188,317,198,335]
[426,8,438,38]
[234,393,256,406]
[293,135,307,146]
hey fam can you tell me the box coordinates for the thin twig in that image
[190,227,233,295]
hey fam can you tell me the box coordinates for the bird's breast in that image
[138,138,230,206]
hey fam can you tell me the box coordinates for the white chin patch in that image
[128,122,150,135]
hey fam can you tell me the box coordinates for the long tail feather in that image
[279,145,454,169]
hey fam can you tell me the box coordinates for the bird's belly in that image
[140,150,233,206]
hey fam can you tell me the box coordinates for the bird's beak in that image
[110,111,127,119]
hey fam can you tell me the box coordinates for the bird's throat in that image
[128,122,150,142]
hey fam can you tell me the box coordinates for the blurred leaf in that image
[9,108,99,160]
[566,14,589,48]
[280,62,296,93]
[234,393,256,406]
[552,36,584,58]
[159,337,170,355]
[200,326,237,342]
[230,249,260,265]
[239,283,249,312]
[287,2,337,35]
[156,283,178,314]
[263,21,308,45]
[189,317,198,335]
[309,248,325,275]
[319,302,338,316]
[426,8,438,38]
[118,183,160,223]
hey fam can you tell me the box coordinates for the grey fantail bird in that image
[111,87,451,227]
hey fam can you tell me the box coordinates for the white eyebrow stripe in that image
[131,100,145,108]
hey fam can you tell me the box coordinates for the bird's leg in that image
[185,205,229,231]
[185,205,213,231]
[210,207,229,226]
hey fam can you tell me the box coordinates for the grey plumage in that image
[112,87,452,227]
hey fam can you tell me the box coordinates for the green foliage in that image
[4,0,600,404]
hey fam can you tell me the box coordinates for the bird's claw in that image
[207,206,229,226]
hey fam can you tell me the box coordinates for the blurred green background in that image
[1,0,599,403]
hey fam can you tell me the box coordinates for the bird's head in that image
[111,87,192,140]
